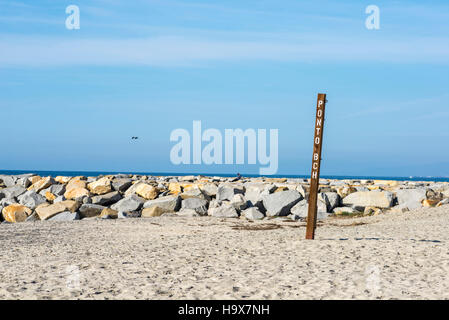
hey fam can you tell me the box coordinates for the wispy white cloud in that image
[1,32,448,67]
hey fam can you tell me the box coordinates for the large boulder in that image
[141,207,164,218]
[66,177,87,192]
[217,184,244,201]
[243,183,274,211]
[55,176,71,184]
[181,198,208,215]
[208,203,238,218]
[91,191,122,206]
[230,194,248,211]
[0,175,17,187]
[2,204,32,222]
[322,192,340,212]
[111,195,145,212]
[17,190,47,209]
[0,185,27,199]
[64,187,90,200]
[395,188,426,211]
[242,207,264,220]
[342,191,394,209]
[261,190,303,216]
[87,177,112,195]
[124,182,143,197]
[100,208,119,219]
[198,183,218,197]
[44,184,66,196]
[112,178,133,192]
[181,185,209,200]
[290,199,328,219]
[79,203,106,218]
[135,183,159,200]
[35,200,80,220]
[143,195,181,212]
[28,176,54,193]
[48,211,80,221]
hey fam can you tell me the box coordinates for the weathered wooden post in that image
[306,93,327,240]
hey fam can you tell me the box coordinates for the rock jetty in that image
[1,174,448,223]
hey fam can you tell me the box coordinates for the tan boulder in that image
[55,176,71,184]
[422,199,439,207]
[363,206,382,216]
[342,191,394,209]
[141,206,164,217]
[2,204,32,223]
[28,176,53,192]
[274,186,289,193]
[265,178,287,183]
[35,200,80,220]
[168,182,182,194]
[66,177,87,192]
[28,176,42,185]
[88,177,112,195]
[100,208,118,219]
[64,187,90,200]
[45,191,56,202]
[181,184,197,191]
[336,186,357,198]
[135,183,159,200]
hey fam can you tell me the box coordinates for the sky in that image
[1,0,448,177]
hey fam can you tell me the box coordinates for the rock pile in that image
[1,174,448,223]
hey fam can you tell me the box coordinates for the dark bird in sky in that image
[131,136,139,140]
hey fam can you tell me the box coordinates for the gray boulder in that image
[48,211,80,221]
[143,195,181,212]
[242,207,264,220]
[0,175,17,187]
[79,203,106,218]
[177,208,200,217]
[291,199,329,220]
[54,195,65,203]
[261,190,303,217]
[230,194,248,211]
[322,192,340,212]
[0,185,27,199]
[111,195,145,212]
[181,198,208,215]
[91,191,122,206]
[25,212,40,222]
[200,184,218,197]
[17,190,47,209]
[217,184,244,201]
[0,198,16,207]
[208,204,238,218]
[49,184,66,196]
[16,177,31,188]
[395,188,426,210]
[112,178,133,192]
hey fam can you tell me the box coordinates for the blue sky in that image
[1,0,448,177]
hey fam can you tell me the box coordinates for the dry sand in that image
[1,205,449,300]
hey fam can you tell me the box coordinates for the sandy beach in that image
[1,204,448,300]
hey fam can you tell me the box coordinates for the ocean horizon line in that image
[1,169,448,182]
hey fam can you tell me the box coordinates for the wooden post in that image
[306,93,327,240]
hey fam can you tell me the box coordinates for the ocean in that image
[1,170,448,182]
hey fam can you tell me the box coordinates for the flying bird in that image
[131,136,139,140]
